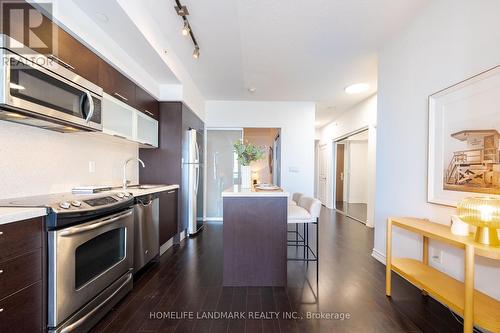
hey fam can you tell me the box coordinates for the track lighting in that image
[181,21,190,36]
[192,46,200,59]
[174,0,200,60]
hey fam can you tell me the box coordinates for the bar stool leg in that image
[316,218,319,288]
[306,223,309,261]
[303,223,306,258]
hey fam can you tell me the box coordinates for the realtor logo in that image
[1,1,54,54]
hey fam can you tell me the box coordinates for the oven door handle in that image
[59,210,133,237]
[59,271,133,333]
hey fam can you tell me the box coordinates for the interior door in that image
[336,143,345,203]
[318,144,328,204]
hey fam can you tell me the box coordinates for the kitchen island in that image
[222,186,289,286]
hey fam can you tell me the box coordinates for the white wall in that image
[319,94,377,226]
[347,141,368,204]
[205,101,315,196]
[375,0,500,300]
[0,122,138,199]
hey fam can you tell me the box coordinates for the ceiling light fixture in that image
[181,20,190,36]
[345,83,370,94]
[174,0,200,60]
[192,46,200,59]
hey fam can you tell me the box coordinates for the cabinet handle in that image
[0,269,3,274]
[143,110,154,117]
[47,54,75,70]
[113,92,128,102]
[0,231,3,235]
[167,190,176,194]
[0,308,3,313]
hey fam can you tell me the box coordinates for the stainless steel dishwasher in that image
[133,194,159,272]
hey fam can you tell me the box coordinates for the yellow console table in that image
[385,217,500,333]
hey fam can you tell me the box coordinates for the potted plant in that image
[234,140,265,188]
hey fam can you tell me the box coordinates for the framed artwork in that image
[428,65,500,206]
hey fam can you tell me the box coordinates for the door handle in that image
[59,210,132,236]
[113,92,128,102]
[48,54,75,70]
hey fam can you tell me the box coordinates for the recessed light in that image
[248,87,256,93]
[345,83,369,94]
[95,12,109,23]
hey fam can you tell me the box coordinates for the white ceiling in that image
[72,0,429,127]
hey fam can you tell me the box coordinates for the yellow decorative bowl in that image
[457,197,500,246]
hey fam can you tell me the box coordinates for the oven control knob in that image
[117,192,125,198]
[71,200,82,207]
[59,202,71,209]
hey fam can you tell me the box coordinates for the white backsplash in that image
[0,121,139,199]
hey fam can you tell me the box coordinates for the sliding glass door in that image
[205,129,243,220]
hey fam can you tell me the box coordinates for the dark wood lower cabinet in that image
[159,189,178,247]
[0,281,43,332]
[0,217,45,332]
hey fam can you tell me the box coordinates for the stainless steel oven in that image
[0,191,136,333]
[0,35,102,132]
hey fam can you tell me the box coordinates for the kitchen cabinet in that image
[140,102,205,234]
[136,111,159,147]
[0,1,100,85]
[102,93,158,148]
[55,28,100,84]
[159,189,178,249]
[98,59,136,107]
[135,86,159,120]
[0,217,45,332]
[102,92,135,141]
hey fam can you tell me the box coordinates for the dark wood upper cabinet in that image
[135,85,159,120]
[98,59,136,106]
[55,29,99,84]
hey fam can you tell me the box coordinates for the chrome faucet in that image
[123,157,145,190]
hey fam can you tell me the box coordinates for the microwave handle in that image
[59,210,132,237]
[84,91,95,123]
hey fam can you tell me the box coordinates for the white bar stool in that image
[287,196,322,285]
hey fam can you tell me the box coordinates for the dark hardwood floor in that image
[335,201,367,223]
[90,208,463,333]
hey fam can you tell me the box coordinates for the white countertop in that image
[125,184,179,197]
[222,186,289,197]
[0,207,48,225]
[0,184,180,225]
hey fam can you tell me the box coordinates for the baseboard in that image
[160,229,187,256]
[371,248,386,265]
[160,237,174,256]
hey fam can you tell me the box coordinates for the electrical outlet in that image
[88,161,96,173]
[431,249,443,264]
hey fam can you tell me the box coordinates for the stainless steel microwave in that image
[0,35,103,132]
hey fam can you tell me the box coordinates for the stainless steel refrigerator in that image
[183,128,204,236]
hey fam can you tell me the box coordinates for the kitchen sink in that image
[127,184,164,190]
